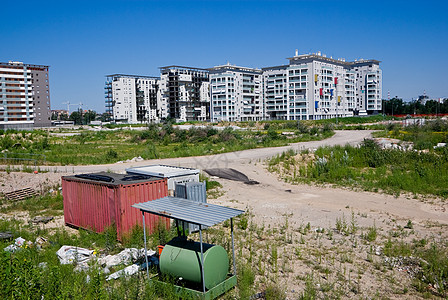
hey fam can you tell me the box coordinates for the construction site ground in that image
[0,130,446,298]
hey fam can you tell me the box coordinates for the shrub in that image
[297,121,309,134]
[310,126,319,135]
[238,263,255,299]
[105,149,118,162]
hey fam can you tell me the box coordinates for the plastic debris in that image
[15,237,25,246]
[4,237,27,252]
[139,255,159,271]
[106,264,140,281]
[56,245,94,265]
[106,254,158,281]
[204,168,259,184]
[0,231,13,240]
[98,248,154,268]
[35,237,49,249]
[29,216,54,224]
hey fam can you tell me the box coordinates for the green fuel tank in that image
[159,238,229,289]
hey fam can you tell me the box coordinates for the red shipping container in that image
[62,172,169,240]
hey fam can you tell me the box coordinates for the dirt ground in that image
[0,130,447,298]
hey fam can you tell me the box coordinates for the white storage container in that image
[126,165,200,193]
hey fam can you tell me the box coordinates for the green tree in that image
[69,110,83,125]
[83,110,97,124]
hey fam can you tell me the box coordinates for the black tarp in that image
[204,168,259,185]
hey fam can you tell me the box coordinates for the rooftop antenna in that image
[295,49,298,57]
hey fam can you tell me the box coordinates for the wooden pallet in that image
[3,187,40,201]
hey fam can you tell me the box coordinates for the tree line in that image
[51,110,111,125]
[383,98,448,115]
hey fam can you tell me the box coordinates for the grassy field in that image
[0,123,334,166]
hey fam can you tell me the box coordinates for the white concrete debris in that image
[56,245,95,265]
[106,264,140,281]
[98,248,154,268]
[116,156,144,164]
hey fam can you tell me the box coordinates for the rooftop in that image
[105,74,160,80]
[0,61,50,69]
[62,172,162,186]
[159,65,209,72]
[132,196,245,227]
[208,63,262,74]
[287,52,381,66]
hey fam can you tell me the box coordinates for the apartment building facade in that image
[0,61,51,129]
[159,66,210,122]
[262,51,378,121]
[352,60,382,114]
[105,74,161,123]
[105,51,381,123]
[209,64,263,122]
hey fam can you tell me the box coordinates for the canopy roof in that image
[132,196,244,227]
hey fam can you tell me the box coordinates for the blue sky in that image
[1,0,447,113]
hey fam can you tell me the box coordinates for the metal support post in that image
[142,211,150,280]
[199,225,206,294]
[175,219,180,237]
[231,218,236,275]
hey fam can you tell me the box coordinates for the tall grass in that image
[375,118,448,150]
[269,139,448,198]
[0,124,334,166]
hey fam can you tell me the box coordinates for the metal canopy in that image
[132,196,244,227]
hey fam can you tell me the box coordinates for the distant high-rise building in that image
[209,64,263,122]
[262,51,381,120]
[105,74,161,123]
[0,61,51,129]
[159,66,210,122]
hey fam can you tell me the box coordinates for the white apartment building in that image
[105,51,381,123]
[105,74,161,123]
[159,66,210,122]
[209,64,263,122]
[262,51,381,120]
[0,61,51,129]
[352,60,382,114]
